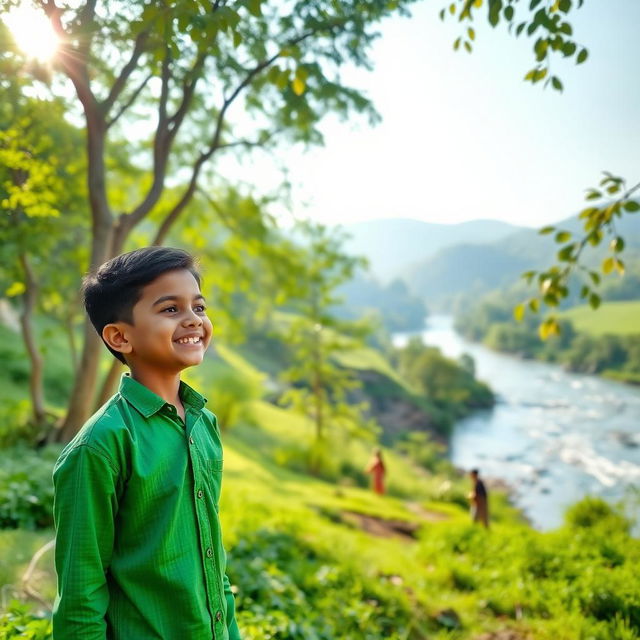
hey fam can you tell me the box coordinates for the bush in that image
[0,601,52,639]
[0,446,61,530]
[229,529,420,640]
[565,496,630,534]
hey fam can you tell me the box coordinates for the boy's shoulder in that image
[55,394,136,471]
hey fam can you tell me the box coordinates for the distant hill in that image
[343,218,526,282]
[407,213,640,310]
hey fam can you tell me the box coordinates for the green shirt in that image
[52,374,241,640]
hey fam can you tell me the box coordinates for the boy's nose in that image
[183,310,203,326]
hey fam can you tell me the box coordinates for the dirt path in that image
[404,501,450,522]
[339,501,450,540]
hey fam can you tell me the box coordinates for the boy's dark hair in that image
[83,247,201,364]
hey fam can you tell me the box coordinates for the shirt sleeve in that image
[223,572,242,640]
[52,444,121,639]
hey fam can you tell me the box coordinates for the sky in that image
[234,0,640,229]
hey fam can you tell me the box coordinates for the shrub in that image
[0,601,52,639]
[565,496,630,534]
[0,446,61,530]
[229,529,420,640]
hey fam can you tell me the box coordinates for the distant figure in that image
[468,468,489,528]
[366,448,386,495]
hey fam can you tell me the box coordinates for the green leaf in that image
[528,298,540,312]
[610,236,625,252]
[503,5,514,20]
[576,48,588,64]
[464,40,472,52]
[624,200,640,212]
[555,230,571,243]
[488,0,503,26]
[580,285,589,299]
[246,0,262,17]
[557,243,575,261]
[589,293,600,309]
[468,27,475,40]
[562,41,576,57]
[559,0,571,12]
[589,271,601,285]
[454,37,461,51]
[551,76,563,91]
[559,22,572,36]
[513,303,525,322]
[585,190,602,201]
[539,225,555,235]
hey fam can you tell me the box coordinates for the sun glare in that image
[3,2,59,62]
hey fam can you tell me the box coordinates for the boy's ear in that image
[102,323,133,356]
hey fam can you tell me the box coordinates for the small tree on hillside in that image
[280,222,376,458]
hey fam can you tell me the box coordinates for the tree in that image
[0,84,87,430]
[279,222,375,452]
[0,0,425,440]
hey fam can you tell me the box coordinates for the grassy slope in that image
[2,326,639,638]
[560,300,640,336]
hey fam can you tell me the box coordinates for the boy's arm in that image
[223,572,242,640]
[52,444,120,639]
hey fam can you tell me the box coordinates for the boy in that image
[52,247,241,639]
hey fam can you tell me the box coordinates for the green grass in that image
[561,300,640,336]
[2,318,639,638]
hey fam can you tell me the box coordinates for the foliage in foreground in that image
[0,601,51,640]
[3,495,639,640]
[0,446,61,530]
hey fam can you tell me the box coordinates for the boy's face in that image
[107,269,213,372]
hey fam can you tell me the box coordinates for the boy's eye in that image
[162,306,178,313]
[194,304,206,312]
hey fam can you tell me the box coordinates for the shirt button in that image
[206,547,213,558]
[189,436,194,444]
[215,611,222,622]
[197,490,204,499]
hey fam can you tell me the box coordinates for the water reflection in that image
[394,316,640,530]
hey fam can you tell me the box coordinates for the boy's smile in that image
[109,269,213,372]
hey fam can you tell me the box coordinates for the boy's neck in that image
[129,367,183,412]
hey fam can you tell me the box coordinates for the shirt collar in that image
[119,374,207,418]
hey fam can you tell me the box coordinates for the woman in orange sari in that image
[365,448,386,495]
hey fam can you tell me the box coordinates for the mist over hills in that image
[406,214,640,310]
[338,213,640,318]
[343,217,526,282]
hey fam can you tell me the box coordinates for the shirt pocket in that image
[205,458,223,505]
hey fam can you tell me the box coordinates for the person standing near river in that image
[366,448,386,495]
[468,468,489,528]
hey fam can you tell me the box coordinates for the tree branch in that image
[101,31,149,116]
[106,72,153,129]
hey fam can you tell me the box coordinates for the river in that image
[393,315,640,530]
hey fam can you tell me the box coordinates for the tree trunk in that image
[57,219,114,441]
[65,311,79,374]
[95,359,124,411]
[312,323,323,442]
[18,254,46,427]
